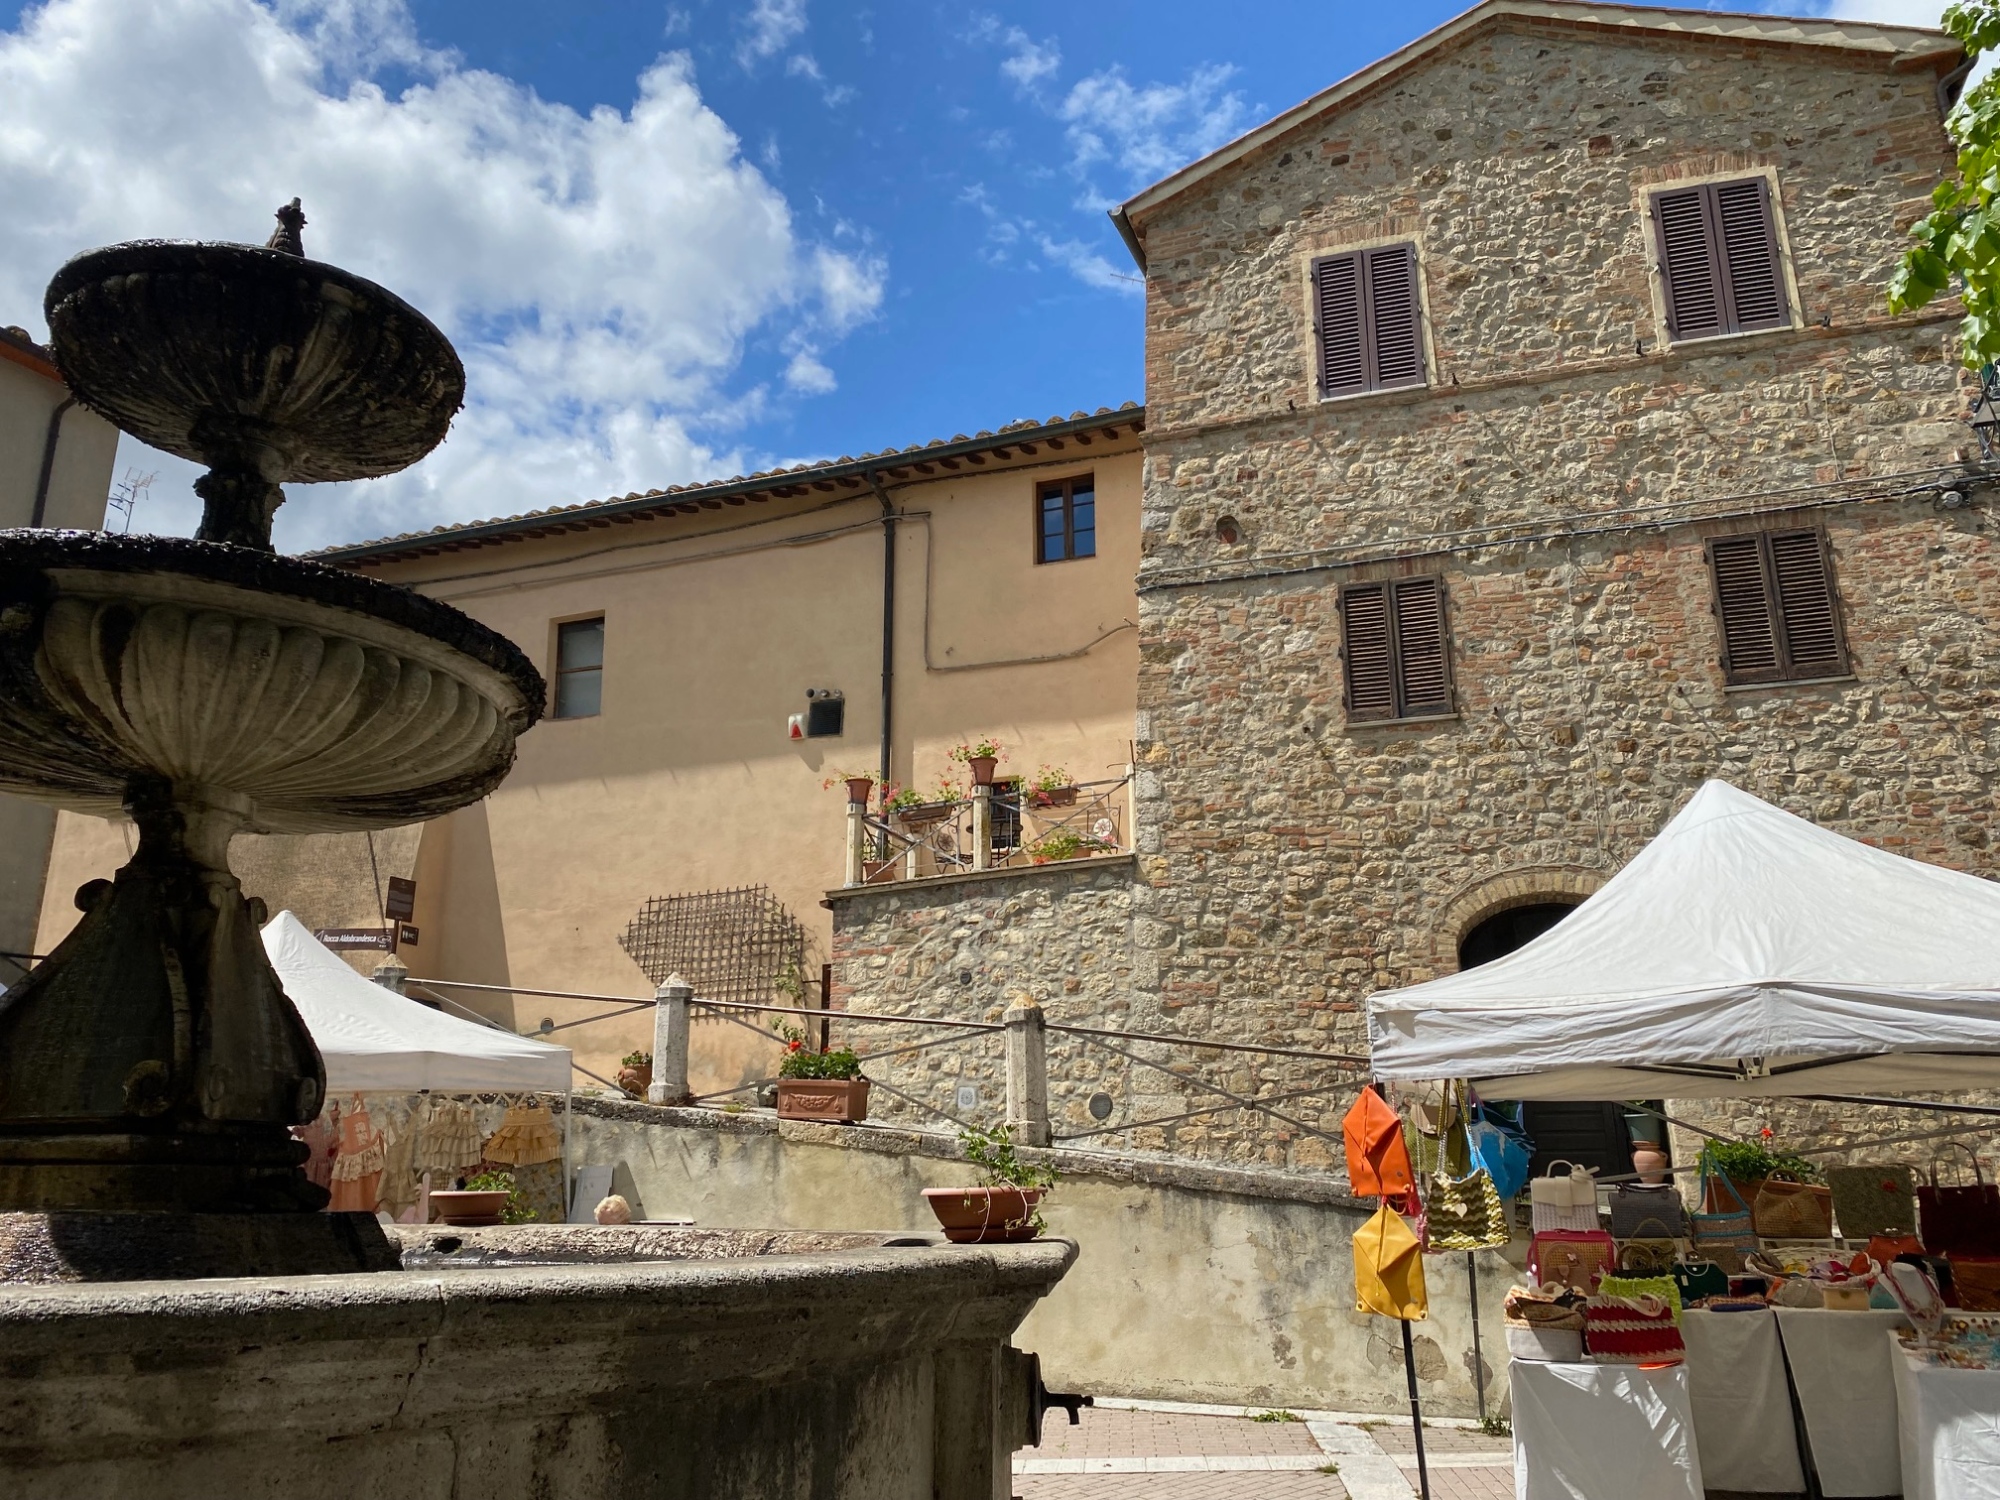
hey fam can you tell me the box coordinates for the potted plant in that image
[897,774,964,828]
[1623,1103,1669,1184]
[950,737,1007,787]
[922,1124,1058,1243]
[1029,764,1078,808]
[822,770,876,805]
[883,783,924,818]
[773,1023,869,1123]
[617,1050,653,1098]
[1697,1139,1822,1211]
[1027,829,1114,864]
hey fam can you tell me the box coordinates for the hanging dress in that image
[412,1098,483,1178]
[483,1102,562,1166]
[328,1097,385,1212]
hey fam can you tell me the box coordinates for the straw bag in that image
[1531,1161,1600,1233]
[1609,1182,1689,1240]
[1827,1165,1917,1240]
[1690,1163,1757,1273]
[1353,1203,1428,1320]
[1753,1172,1834,1240]
[1949,1257,2000,1312]
[1343,1086,1415,1201]
[1423,1164,1511,1252]
[1584,1293,1685,1365]
[1615,1218,1682,1276]
[1529,1228,1616,1292]
[1504,1283,1586,1362]
[1919,1146,2000,1258]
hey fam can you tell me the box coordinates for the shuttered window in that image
[1338,576,1454,721]
[1705,530,1849,686]
[1313,243,1426,398]
[1651,178,1789,341]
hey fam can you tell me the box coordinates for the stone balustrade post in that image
[845,796,866,886]
[1003,997,1049,1147]
[648,975,693,1106]
[972,783,992,872]
[370,953,409,994]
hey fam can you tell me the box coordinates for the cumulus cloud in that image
[0,0,881,549]
[1060,62,1251,206]
[974,17,1060,91]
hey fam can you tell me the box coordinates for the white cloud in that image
[0,0,882,550]
[784,349,836,393]
[1038,236,1141,295]
[737,0,808,68]
[1060,62,1251,204]
[785,51,856,106]
[1818,0,1944,23]
[970,15,1060,92]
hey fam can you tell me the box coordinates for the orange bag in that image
[1344,1085,1414,1199]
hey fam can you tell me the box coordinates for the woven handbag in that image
[1531,1161,1601,1234]
[1609,1182,1689,1240]
[1423,1164,1511,1252]
[1584,1293,1685,1365]
[1754,1172,1834,1239]
[1600,1272,1684,1322]
[1827,1165,1917,1240]
[1615,1217,1683,1276]
[1948,1257,2000,1312]
[1529,1228,1616,1292]
[1690,1163,1757,1273]
[1919,1146,2000,1257]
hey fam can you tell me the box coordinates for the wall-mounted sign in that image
[384,876,417,921]
[398,924,420,946]
[315,927,392,951]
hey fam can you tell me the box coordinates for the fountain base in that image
[0,1210,397,1283]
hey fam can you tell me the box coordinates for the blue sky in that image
[0,0,1933,548]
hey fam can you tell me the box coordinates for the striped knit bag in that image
[1583,1293,1685,1365]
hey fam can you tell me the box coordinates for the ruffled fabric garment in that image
[412,1098,484,1175]
[482,1102,562,1166]
[293,1099,341,1191]
[329,1098,384,1212]
[375,1116,420,1219]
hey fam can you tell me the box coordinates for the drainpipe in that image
[30,396,76,528]
[866,471,898,792]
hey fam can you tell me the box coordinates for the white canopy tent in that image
[1367,780,2000,1100]
[262,910,571,1094]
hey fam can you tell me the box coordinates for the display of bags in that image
[1503,1283,1586,1362]
[1530,1161,1600,1234]
[1672,1258,1730,1305]
[1608,1182,1689,1240]
[1690,1163,1757,1273]
[1753,1172,1834,1239]
[1868,1233,1925,1266]
[1528,1228,1616,1292]
[1343,1086,1415,1201]
[1826,1164,1917,1240]
[1583,1293,1686,1365]
[1614,1218,1682,1276]
[1919,1146,2000,1258]
[1423,1164,1511,1252]
[1465,1094,1533,1202]
[1353,1203,1428,1320]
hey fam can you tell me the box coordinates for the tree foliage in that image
[1890,4,2000,363]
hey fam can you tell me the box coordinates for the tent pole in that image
[1401,1319,1432,1499]
[1466,1252,1486,1424]
[561,1085,573,1222]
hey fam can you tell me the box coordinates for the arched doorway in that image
[1457,899,1657,1181]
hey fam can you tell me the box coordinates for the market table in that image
[1774,1307,1910,1496]
[1510,1358,1703,1500]
[1680,1308,1807,1493]
[1891,1332,2000,1500]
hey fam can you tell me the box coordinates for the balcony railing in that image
[842,775,1132,887]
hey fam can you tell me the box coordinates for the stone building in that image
[836,1,1999,1166]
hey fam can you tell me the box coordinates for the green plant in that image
[1698,1139,1822,1184]
[959,1123,1058,1191]
[1479,1415,1512,1439]
[1029,764,1073,793]
[821,769,875,791]
[1252,1409,1300,1423]
[1317,1463,1341,1476]
[772,1021,863,1080]
[1027,829,1114,864]
[882,782,923,815]
[463,1169,539,1224]
[621,1050,652,1070]
[772,961,806,1005]
[949,737,1005,763]
[723,1101,745,1115]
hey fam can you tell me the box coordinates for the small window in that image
[1338,576,1453,722]
[1706,529,1849,686]
[553,617,604,718]
[1651,178,1789,341]
[805,694,845,738]
[990,778,1022,856]
[1037,476,1096,563]
[1312,243,1425,398]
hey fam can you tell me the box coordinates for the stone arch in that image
[1432,865,1608,970]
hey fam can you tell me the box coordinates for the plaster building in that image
[0,325,118,986]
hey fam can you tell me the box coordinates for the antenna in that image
[105,468,157,534]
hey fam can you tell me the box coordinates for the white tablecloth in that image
[1681,1309,1807,1493]
[1774,1307,1910,1497]
[1510,1359,1703,1500]
[1893,1334,2000,1500]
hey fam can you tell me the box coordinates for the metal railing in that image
[844,775,1132,886]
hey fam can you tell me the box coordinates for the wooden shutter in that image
[1707,529,1847,685]
[1314,252,1367,397]
[1390,577,1452,715]
[1654,179,1789,341]
[1339,582,1396,719]
[1708,534,1782,684]
[1365,245,1425,390]
[1768,529,1847,676]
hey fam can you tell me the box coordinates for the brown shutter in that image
[1365,244,1424,390]
[1768,529,1847,676]
[1314,253,1366,397]
[1714,179,1786,332]
[1339,583,1396,720]
[1390,577,1451,715]
[1708,534,1782,684]
[1654,187,1724,341]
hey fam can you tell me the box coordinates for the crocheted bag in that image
[1584,1293,1685,1365]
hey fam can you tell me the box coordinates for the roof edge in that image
[0,326,61,384]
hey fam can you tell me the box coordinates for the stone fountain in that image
[0,202,543,1241]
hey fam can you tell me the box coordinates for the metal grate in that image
[618,886,809,1021]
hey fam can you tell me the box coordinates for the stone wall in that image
[1109,17,1994,1166]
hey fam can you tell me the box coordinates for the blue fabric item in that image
[1467,1096,1533,1201]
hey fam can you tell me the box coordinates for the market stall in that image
[263,912,574,1221]
[1361,781,2000,1498]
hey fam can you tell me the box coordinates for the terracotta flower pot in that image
[922,1186,1044,1243]
[844,776,874,805]
[1033,786,1079,807]
[429,1189,510,1227]
[1632,1145,1670,1185]
[617,1062,652,1098]
[1704,1175,1765,1213]
[776,1077,870,1123]
[898,801,954,827]
[966,755,999,786]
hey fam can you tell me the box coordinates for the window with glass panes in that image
[553,617,604,718]
[1037,475,1096,563]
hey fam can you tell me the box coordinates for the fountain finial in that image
[266,198,306,257]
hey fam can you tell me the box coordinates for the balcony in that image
[841,773,1133,887]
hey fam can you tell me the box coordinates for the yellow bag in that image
[1354,1203,1429,1320]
